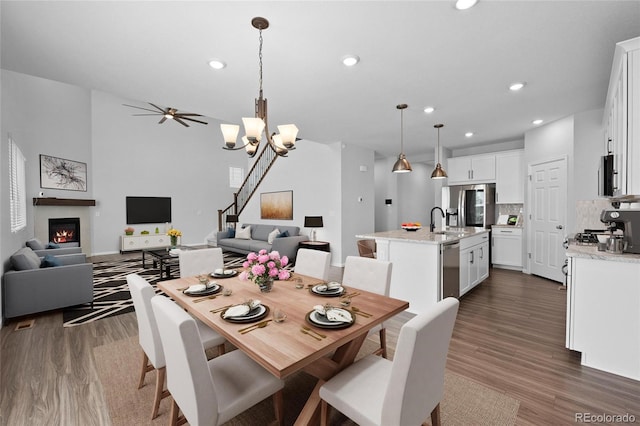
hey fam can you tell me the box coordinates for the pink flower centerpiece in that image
[239,250,290,292]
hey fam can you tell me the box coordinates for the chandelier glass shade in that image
[392,104,412,173]
[431,123,448,179]
[221,17,298,157]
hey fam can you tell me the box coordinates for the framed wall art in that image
[260,190,293,220]
[40,154,87,192]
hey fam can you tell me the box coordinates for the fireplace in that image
[48,218,81,247]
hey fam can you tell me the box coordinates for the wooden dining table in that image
[158,271,409,425]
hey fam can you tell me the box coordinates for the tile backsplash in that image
[575,199,612,231]
[496,204,524,226]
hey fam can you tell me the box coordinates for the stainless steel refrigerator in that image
[442,184,496,229]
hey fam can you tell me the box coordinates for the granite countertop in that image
[566,244,640,263]
[491,224,524,229]
[356,227,488,245]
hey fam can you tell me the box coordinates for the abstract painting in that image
[260,190,293,220]
[40,155,87,191]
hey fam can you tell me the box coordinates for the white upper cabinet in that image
[446,154,496,185]
[495,150,524,204]
[603,37,640,196]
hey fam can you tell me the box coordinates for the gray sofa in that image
[26,238,82,257]
[3,247,93,319]
[216,223,307,260]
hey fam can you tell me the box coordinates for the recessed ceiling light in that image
[532,119,543,125]
[424,106,435,114]
[509,82,526,91]
[342,55,360,67]
[465,132,474,137]
[455,0,478,10]
[208,59,226,70]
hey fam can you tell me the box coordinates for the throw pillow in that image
[46,242,61,249]
[267,228,280,244]
[25,238,45,251]
[227,227,236,238]
[236,225,252,240]
[277,230,290,238]
[41,254,62,268]
[10,247,42,270]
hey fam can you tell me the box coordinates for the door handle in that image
[556,225,564,230]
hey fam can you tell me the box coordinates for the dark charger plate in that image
[183,284,222,297]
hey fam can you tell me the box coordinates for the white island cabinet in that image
[356,228,490,314]
[566,245,640,381]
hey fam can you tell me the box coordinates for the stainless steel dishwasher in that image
[441,241,460,299]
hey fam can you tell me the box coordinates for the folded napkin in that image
[315,282,342,292]
[214,268,234,275]
[214,268,224,274]
[185,283,207,293]
[313,305,353,323]
[223,300,261,318]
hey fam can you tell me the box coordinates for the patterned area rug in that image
[62,252,250,327]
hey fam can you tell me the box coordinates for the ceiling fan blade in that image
[123,104,161,113]
[179,116,208,125]
[158,117,167,124]
[173,117,190,127]
[175,113,204,117]
[148,103,167,113]
[132,113,162,116]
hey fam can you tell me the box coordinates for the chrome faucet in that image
[430,207,445,232]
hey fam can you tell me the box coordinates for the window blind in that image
[9,136,27,232]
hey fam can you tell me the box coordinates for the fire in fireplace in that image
[49,218,81,246]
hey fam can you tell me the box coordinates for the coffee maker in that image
[600,209,640,254]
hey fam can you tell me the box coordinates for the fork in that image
[193,295,217,303]
[352,307,372,317]
[239,320,271,334]
[301,325,326,339]
[300,329,322,341]
[210,304,233,314]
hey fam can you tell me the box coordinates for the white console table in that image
[120,234,172,253]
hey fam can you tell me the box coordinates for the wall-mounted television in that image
[126,196,172,224]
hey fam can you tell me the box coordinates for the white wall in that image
[90,90,238,254]
[340,143,375,263]
[573,109,605,206]
[239,139,345,264]
[1,70,93,321]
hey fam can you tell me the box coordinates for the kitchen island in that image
[356,227,490,314]
[565,244,640,381]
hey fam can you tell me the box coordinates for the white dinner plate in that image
[211,270,238,278]
[183,283,220,296]
[310,284,344,297]
[222,304,269,323]
[306,309,354,329]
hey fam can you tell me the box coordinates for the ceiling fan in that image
[123,103,208,127]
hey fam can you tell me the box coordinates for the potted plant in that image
[167,228,182,248]
[124,227,135,236]
[238,250,290,293]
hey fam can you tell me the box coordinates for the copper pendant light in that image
[431,124,448,179]
[392,104,412,173]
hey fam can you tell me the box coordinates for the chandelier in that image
[220,17,298,157]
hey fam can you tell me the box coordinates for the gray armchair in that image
[3,248,93,319]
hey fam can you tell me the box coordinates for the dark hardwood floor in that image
[1,262,638,425]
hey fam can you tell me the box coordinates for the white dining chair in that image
[294,248,331,281]
[341,256,393,358]
[179,247,224,277]
[126,273,226,420]
[319,297,459,426]
[151,295,285,426]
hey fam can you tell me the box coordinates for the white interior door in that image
[528,157,567,283]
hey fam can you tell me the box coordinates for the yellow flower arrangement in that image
[167,228,182,237]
